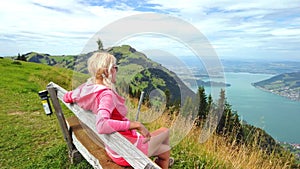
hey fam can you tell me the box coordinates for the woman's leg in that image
[154,149,170,169]
[148,127,170,156]
[148,127,171,169]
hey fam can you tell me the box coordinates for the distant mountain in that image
[222,60,300,74]
[21,52,55,65]
[19,52,87,72]
[22,45,196,106]
[196,80,231,87]
[253,72,300,101]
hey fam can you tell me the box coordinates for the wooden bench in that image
[46,82,160,169]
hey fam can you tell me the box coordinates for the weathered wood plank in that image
[66,116,123,169]
[47,85,77,157]
[47,82,161,169]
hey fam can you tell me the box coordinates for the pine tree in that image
[215,89,244,142]
[231,113,243,143]
[207,94,213,114]
[223,104,233,134]
[197,86,208,119]
[216,89,226,134]
[97,38,103,51]
[164,89,171,109]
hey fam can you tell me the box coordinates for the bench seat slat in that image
[66,116,122,169]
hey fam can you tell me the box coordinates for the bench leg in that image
[70,149,82,164]
[47,85,80,163]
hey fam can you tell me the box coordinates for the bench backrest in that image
[47,82,160,169]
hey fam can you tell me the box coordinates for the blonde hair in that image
[87,52,116,89]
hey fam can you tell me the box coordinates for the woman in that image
[63,52,173,168]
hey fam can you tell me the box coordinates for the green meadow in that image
[0,58,90,168]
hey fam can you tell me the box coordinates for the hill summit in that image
[22,45,195,107]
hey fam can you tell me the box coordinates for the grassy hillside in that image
[0,58,90,169]
[1,58,299,168]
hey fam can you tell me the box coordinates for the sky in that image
[1,0,300,61]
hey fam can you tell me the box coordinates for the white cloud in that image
[0,0,299,60]
[0,0,137,55]
[144,0,300,60]
[271,28,300,36]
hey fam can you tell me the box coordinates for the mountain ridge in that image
[19,45,196,106]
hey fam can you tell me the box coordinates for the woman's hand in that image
[130,121,151,143]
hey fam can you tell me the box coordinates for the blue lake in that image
[192,72,300,143]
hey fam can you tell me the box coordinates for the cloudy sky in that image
[1,0,300,61]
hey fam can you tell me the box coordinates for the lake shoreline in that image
[253,84,300,102]
[190,72,300,144]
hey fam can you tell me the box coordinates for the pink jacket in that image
[63,82,148,166]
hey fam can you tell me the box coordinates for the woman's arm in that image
[63,91,74,103]
[63,83,86,103]
[96,109,131,134]
[96,90,151,141]
[130,121,151,142]
[96,91,131,134]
